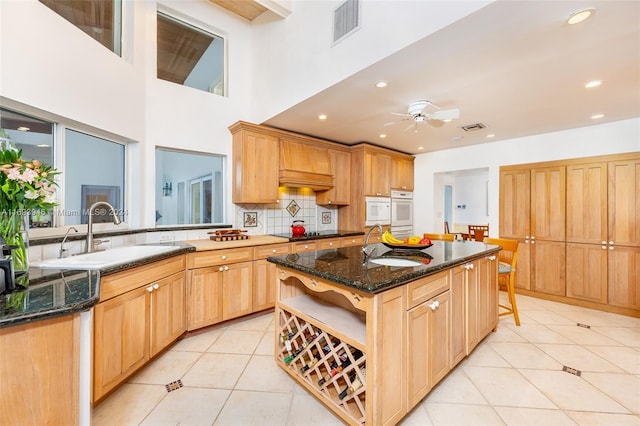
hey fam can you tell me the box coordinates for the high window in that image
[39,0,122,55]
[157,12,225,96]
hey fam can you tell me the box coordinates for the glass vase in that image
[0,210,29,274]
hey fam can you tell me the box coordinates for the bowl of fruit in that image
[381,231,432,250]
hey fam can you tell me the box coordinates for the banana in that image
[383,230,404,244]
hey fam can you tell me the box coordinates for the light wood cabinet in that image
[93,257,186,403]
[406,271,451,409]
[230,122,280,204]
[253,243,291,311]
[500,153,640,317]
[341,235,366,247]
[187,247,254,330]
[0,315,80,424]
[363,150,391,197]
[391,156,414,191]
[316,148,351,205]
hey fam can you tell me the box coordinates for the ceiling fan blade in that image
[391,112,412,117]
[425,118,445,128]
[403,122,415,132]
[428,108,460,120]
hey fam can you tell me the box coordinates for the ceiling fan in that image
[384,100,460,132]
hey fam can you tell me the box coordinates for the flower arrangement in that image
[0,136,59,274]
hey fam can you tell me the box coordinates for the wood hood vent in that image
[279,139,334,191]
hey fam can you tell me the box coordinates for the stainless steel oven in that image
[391,190,413,237]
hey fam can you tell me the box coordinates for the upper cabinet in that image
[316,148,351,205]
[279,138,333,191]
[363,149,391,197]
[391,156,415,191]
[230,122,280,204]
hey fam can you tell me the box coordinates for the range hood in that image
[279,139,334,191]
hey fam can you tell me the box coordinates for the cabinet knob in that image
[328,201,332,204]
[328,242,333,246]
[488,255,496,260]
[304,245,309,249]
[609,246,614,250]
[272,249,277,253]
[464,263,474,270]
[221,255,227,260]
[224,266,229,271]
[531,241,535,244]
[609,241,614,245]
[429,300,440,310]
[147,286,153,292]
[153,283,159,290]
[602,240,607,245]
[219,267,224,272]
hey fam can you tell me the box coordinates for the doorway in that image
[444,185,452,233]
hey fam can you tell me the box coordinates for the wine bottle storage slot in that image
[278,308,367,425]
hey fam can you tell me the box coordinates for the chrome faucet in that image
[86,202,122,253]
[59,226,78,258]
[362,224,383,262]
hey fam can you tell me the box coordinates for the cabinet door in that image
[608,246,640,309]
[364,151,391,196]
[463,261,480,354]
[253,259,278,311]
[223,261,254,320]
[566,243,608,303]
[187,267,223,330]
[531,166,565,241]
[514,239,532,290]
[93,287,149,402]
[608,159,640,248]
[499,168,530,239]
[316,149,351,205]
[450,267,466,366]
[406,290,450,409]
[232,129,279,203]
[391,157,414,191]
[566,162,608,244]
[531,240,566,296]
[150,271,186,356]
[477,255,498,336]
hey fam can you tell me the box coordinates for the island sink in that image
[33,245,182,269]
[370,257,421,267]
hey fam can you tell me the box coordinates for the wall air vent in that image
[333,0,360,43]
[459,123,487,132]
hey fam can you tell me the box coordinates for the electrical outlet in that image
[159,233,173,242]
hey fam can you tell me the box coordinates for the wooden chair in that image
[424,233,455,242]
[484,237,520,326]
[467,224,489,241]
[444,221,451,234]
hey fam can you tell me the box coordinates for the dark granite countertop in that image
[0,269,100,328]
[267,240,501,294]
[269,230,364,242]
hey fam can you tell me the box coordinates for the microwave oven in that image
[365,196,391,226]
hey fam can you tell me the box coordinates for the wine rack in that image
[277,306,367,425]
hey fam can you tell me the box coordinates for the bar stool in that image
[484,237,521,326]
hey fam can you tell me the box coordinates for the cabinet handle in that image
[464,263,474,270]
[488,255,496,260]
[602,240,607,245]
[304,245,309,249]
[328,242,333,246]
[429,300,440,310]
[609,246,614,250]
[602,245,607,250]
[609,241,614,245]
[221,255,227,260]
[224,266,229,271]
[219,267,224,272]
[147,286,153,292]
[328,201,332,204]
[153,283,159,290]
[272,249,277,253]
[531,241,535,245]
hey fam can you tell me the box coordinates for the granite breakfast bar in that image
[267,240,501,426]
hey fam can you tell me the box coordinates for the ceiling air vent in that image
[333,0,360,43]
[459,123,487,132]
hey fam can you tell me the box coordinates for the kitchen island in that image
[267,240,501,425]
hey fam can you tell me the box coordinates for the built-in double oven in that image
[390,190,414,240]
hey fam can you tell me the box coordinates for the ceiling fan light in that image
[567,9,594,25]
[375,80,388,88]
[585,80,602,88]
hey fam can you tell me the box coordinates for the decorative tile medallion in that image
[286,200,300,217]
[322,211,331,224]
[243,211,258,227]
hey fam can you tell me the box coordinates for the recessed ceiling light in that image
[486,134,495,138]
[36,144,49,148]
[450,136,464,142]
[591,113,604,119]
[567,8,594,25]
[17,126,30,131]
[375,80,388,88]
[318,114,327,120]
[379,134,387,138]
[417,146,424,150]
[585,80,602,88]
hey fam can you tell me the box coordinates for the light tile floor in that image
[92,293,640,425]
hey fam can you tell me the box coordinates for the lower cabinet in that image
[93,257,186,403]
[253,243,291,311]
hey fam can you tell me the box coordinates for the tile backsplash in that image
[235,187,338,235]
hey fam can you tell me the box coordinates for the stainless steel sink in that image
[370,257,421,267]
[32,245,182,269]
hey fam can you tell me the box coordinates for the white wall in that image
[414,118,640,237]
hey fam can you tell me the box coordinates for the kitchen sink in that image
[32,245,182,270]
[369,257,421,267]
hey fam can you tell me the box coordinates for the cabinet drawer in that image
[187,247,254,269]
[406,270,450,309]
[291,241,317,253]
[100,255,185,301]
[316,238,341,250]
[341,235,365,247]
[254,243,291,260]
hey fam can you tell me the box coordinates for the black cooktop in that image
[270,230,363,242]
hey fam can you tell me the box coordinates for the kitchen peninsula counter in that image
[268,240,501,425]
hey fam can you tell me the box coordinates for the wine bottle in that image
[338,368,366,399]
[317,360,339,386]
